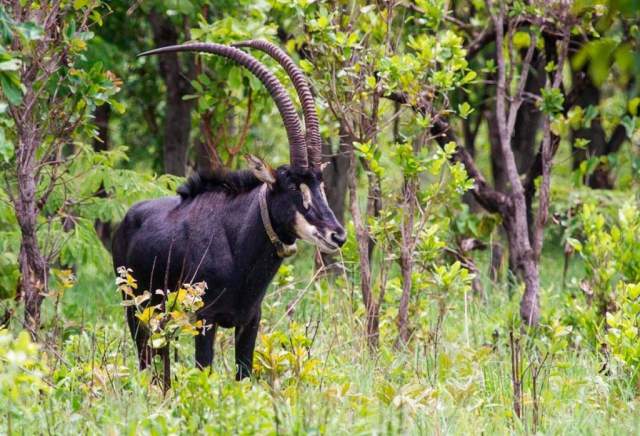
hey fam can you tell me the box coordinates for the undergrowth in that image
[2,240,640,435]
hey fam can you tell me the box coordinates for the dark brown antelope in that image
[112,41,345,380]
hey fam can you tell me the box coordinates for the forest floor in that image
[5,241,640,435]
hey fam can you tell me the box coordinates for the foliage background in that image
[1,0,640,433]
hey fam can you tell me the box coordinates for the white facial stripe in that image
[320,182,328,203]
[294,211,317,243]
[300,183,312,209]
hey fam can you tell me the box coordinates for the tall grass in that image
[2,242,639,435]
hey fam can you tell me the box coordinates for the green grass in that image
[2,240,639,435]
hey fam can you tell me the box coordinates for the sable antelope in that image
[112,41,346,380]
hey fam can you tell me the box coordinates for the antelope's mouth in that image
[314,233,340,254]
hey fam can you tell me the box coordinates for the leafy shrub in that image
[605,282,640,385]
[0,329,49,422]
[569,202,640,387]
[116,267,208,349]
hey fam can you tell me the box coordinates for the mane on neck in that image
[177,169,262,200]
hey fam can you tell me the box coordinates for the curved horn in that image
[233,40,322,169]
[139,43,308,169]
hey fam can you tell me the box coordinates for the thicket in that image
[1,0,639,433]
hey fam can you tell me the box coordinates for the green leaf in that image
[628,284,640,300]
[365,75,376,89]
[0,59,21,71]
[540,88,564,115]
[567,237,583,252]
[0,126,12,163]
[621,115,636,138]
[228,67,243,90]
[299,59,314,74]
[574,138,590,150]
[458,102,473,119]
[512,31,531,49]
[109,100,125,114]
[444,141,457,155]
[582,105,599,127]
[316,15,329,30]
[14,22,43,41]
[545,61,556,73]
[73,0,90,10]
[628,97,640,117]
[567,105,583,129]
[0,71,23,105]
[461,70,477,84]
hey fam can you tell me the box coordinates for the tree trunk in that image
[93,104,112,248]
[489,243,503,282]
[487,109,510,193]
[93,104,110,152]
[572,71,627,189]
[317,123,352,272]
[460,88,485,213]
[149,11,195,176]
[397,178,417,345]
[323,123,351,225]
[502,201,541,325]
[347,137,378,348]
[512,50,545,176]
[14,129,48,334]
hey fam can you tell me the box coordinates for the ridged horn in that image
[139,43,308,169]
[233,40,322,169]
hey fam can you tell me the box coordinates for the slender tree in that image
[1,1,119,332]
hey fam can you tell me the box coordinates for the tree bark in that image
[347,140,378,348]
[512,50,545,176]
[397,177,417,344]
[6,1,99,334]
[487,50,545,194]
[93,104,112,248]
[93,104,110,153]
[317,122,351,272]
[149,11,195,176]
[489,243,503,282]
[487,109,509,193]
[14,124,48,334]
[489,6,542,325]
[323,122,351,225]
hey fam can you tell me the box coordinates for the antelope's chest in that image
[194,247,282,327]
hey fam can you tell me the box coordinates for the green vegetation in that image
[1,0,640,434]
[3,244,640,434]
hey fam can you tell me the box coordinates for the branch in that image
[201,113,224,169]
[226,87,253,157]
[490,0,525,196]
[605,124,628,155]
[384,90,507,213]
[506,29,538,139]
[432,118,508,214]
[466,25,496,59]
[532,29,571,258]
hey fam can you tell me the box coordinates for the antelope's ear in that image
[245,154,276,185]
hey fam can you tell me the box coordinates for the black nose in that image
[330,228,347,246]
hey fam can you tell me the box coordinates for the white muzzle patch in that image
[294,212,339,254]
